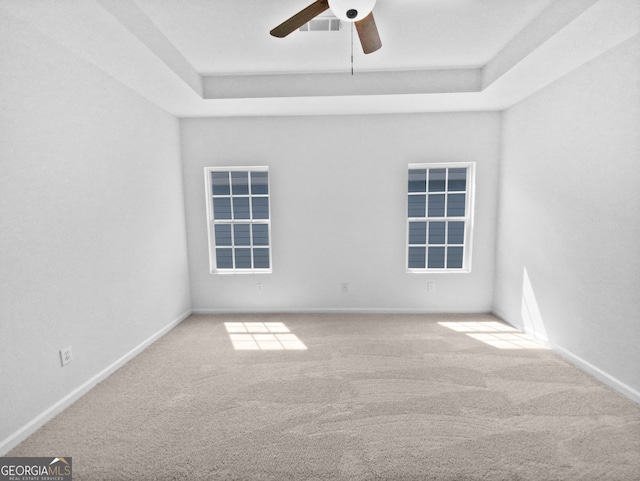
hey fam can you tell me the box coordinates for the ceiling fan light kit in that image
[270,0,382,54]
[327,0,376,22]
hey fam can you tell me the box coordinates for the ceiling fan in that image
[270,0,382,54]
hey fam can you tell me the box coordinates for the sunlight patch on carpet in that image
[438,321,548,350]
[224,322,308,350]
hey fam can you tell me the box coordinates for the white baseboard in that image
[491,308,522,330]
[493,309,639,405]
[4,307,635,456]
[0,310,191,456]
[192,307,493,315]
[551,343,640,405]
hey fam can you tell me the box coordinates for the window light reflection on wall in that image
[224,322,308,350]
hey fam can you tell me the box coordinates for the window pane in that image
[216,248,233,269]
[427,246,445,268]
[252,197,269,220]
[447,246,464,268]
[405,164,473,272]
[408,169,426,193]
[213,197,232,220]
[448,168,467,192]
[447,193,466,217]
[408,246,426,268]
[251,172,269,195]
[408,222,426,245]
[253,248,270,269]
[231,172,249,195]
[448,221,465,244]
[233,224,251,246]
[211,171,230,195]
[428,222,446,244]
[428,169,446,192]
[233,197,250,219]
[235,248,252,269]
[252,224,269,246]
[428,194,445,217]
[208,168,272,273]
[214,224,232,246]
[408,194,426,217]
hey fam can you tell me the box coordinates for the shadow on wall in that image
[521,267,548,343]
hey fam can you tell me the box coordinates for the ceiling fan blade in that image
[355,12,382,54]
[270,0,330,38]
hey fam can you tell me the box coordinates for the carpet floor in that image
[9,313,640,480]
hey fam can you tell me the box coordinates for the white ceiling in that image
[134,0,554,75]
[2,0,639,117]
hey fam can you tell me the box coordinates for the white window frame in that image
[406,162,476,273]
[204,166,272,274]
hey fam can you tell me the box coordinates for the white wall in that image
[0,10,191,450]
[181,112,501,312]
[4,1,635,454]
[494,35,640,398]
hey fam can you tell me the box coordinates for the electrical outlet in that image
[60,346,73,366]
[256,283,263,292]
[428,282,436,292]
[341,282,348,294]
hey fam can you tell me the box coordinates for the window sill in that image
[211,269,272,275]
[406,268,471,274]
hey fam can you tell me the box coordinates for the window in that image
[407,163,475,272]
[205,167,272,273]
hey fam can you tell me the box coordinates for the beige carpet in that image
[9,313,640,480]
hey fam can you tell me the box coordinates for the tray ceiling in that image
[1,0,638,116]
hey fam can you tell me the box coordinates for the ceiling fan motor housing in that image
[328,0,376,22]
